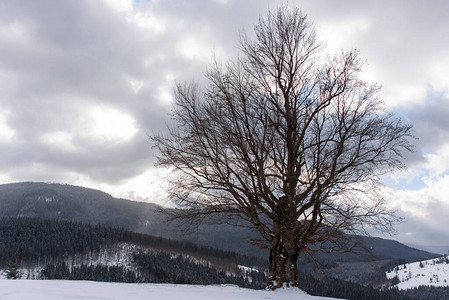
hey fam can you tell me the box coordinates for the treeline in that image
[0,217,124,266]
[42,263,139,283]
[298,274,415,300]
[0,217,264,269]
[401,285,449,300]
[39,254,420,299]
[0,217,441,299]
[133,251,265,288]
[41,252,264,289]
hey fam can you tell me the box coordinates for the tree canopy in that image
[153,7,413,289]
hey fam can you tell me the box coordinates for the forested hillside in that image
[0,217,263,270]
[0,182,443,299]
[0,182,262,256]
[0,182,164,232]
[0,217,421,299]
[0,182,435,262]
[0,217,264,287]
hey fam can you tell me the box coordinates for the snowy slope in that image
[0,280,343,300]
[386,256,449,290]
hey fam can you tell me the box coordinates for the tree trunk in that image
[267,236,300,289]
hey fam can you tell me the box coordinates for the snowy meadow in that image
[0,280,340,300]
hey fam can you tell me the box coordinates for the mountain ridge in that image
[0,217,417,299]
[0,182,437,266]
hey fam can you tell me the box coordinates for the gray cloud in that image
[407,91,449,150]
[0,0,273,185]
[394,198,449,246]
[0,0,177,184]
[0,0,448,248]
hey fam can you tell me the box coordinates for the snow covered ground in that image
[0,280,342,300]
[386,256,449,290]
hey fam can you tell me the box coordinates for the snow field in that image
[386,256,449,290]
[0,280,342,300]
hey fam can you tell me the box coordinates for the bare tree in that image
[153,7,413,289]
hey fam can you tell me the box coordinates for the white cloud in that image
[424,145,449,179]
[427,56,449,93]
[177,35,211,61]
[86,168,171,206]
[82,106,138,143]
[0,111,15,142]
[128,76,144,93]
[40,131,78,153]
[129,10,167,33]
[384,142,449,244]
[316,18,372,54]
[103,0,133,14]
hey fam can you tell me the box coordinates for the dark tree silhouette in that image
[5,253,22,280]
[153,7,413,289]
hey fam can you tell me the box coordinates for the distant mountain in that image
[0,217,417,300]
[360,236,437,262]
[0,182,437,266]
[406,244,449,256]
[0,182,259,255]
[0,182,165,232]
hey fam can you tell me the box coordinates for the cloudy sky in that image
[0,0,448,249]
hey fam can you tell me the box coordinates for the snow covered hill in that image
[386,255,449,290]
[0,280,342,300]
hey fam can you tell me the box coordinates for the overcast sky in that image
[0,0,448,249]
